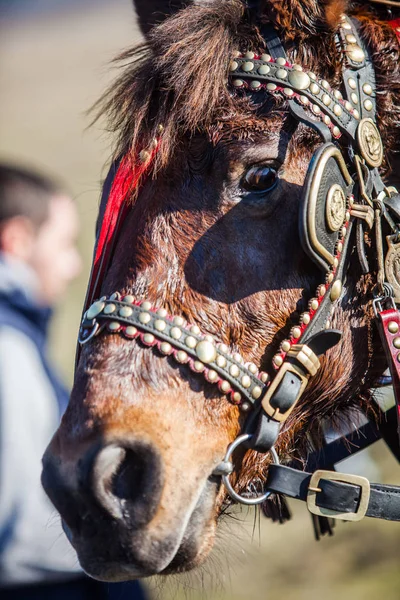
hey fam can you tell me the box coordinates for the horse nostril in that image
[91,442,164,527]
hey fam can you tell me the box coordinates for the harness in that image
[78,9,400,533]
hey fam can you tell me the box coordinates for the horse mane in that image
[94,0,400,176]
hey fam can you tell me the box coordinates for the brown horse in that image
[42,0,400,582]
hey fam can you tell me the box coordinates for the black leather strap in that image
[265,463,400,521]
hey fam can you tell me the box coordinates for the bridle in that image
[79,8,400,534]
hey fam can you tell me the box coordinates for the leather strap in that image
[376,308,400,433]
[266,463,400,521]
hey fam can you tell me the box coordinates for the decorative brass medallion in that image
[356,118,383,168]
[385,235,400,303]
[326,184,346,232]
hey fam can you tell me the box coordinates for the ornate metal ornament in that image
[326,184,347,232]
[385,235,400,303]
[356,118,384,167]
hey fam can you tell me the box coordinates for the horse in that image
[41,0,400,582]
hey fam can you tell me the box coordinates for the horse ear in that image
[133,0,192,36]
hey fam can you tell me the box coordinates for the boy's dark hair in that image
[0,164,63,228]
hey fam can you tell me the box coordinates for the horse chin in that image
[68,478,218,581]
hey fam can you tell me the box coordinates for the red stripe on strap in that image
[376,308,400,437]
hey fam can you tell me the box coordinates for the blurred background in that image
[0,1,399,599]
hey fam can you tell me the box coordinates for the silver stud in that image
[241,375,251,388]
[108,322,120,332]
[321,80,330,90]
[87,301,105,320]
[310,298,319,311]
[244,51,255,59]
[363,83,372,95]
[310,83,319,94]
[276,57,286,66]
[250,80,262,90]
[191,325,201,335]
[220,380,231,393]
[301,312,311,325]
[345,101,353,111]
[138,312,151,324]
[241,402,252,412]
[342,22,352,30]
[143,333,155,345]
[351,92,358,104]
[104,304,116,315]
[216,355,227,368]
[157,307,168,317]
[233,352,243,364]
[332,126,341,137]
[393,337,400,349]
[309,72,317,80]
[346,34,357,43]
[276,68,288,79]
[204,334,214,343]
[388,321,399,334]
[364,99,373,111]
[125,326,137,337]
[323,115,331,125]
[160,342,172,354]
[333,104,342,117]
[313,105,321,114]
[124,295,135,303]
[173,316,185,326]
[281,340,291,352]
[333,90,343,100]
[291,327,302,339]
[193,361,205,372]
[353,109,360,119]
[207,370,218,382]
[284,88,294,96]
[261,53,271,62]
[273,354,283,367]
[348,78,357,89]
[347,44,365,63]
[300,95,309,105]
[154,319,166,332]
[318,285,327,297]
[176,350,188,363]
[258,64,270,75]
[288,70,310,90]
[248,363,258,374]
[185,335,197,348]
[326,272,334,284]
[259,372,269,383]
[341,226,347,238]
[252,386,263,400]
[141,301,152,310]
[233,79,244,88]
[219,343,229,353]
[266,83,277,91]
[292,64,303,71]
[231,392,242,404]
[337,241,343,253]
[229,364,240,378]
[119,306,133,318]
[322,93,331,106]
[242,61,254,72]
[196,340,217,363]
[330,280,342,301]
[170,327,182,340]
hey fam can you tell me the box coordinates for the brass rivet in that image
[248,363,258,374]
[241,375,251,388]
[261,53,271,62]
[207,369,218,382]
[258,64,270,75]
[276,57,286,66]
[346,34,357,43]
[176,350,188,363]
[388,321,399,334]
[160,342,172,354]
[173,316,185,326]
[351,92,358,104]
[104,304,116,315]
[347,44,365,63]
[363,83,372,95]
[292,327,302,339]
[220,380,231,393]
[108,322,120,332]
[143,333,155,345]
[190,325,201,335]
[229,364,240,378]
[157,307,168,317]
[284,88,294,96]
[273,354,283,367]
[276,68,288,79]
[333,104,342,117]
[323,115,331,125]
[348,78,356,89]
[266,83,277,91]
[87,301,105,320]
[310,299,319,311]
[300,95,309,105]
[252,386,262,399]
[330,280,342,301]
[345,100,352,111]
[193,360,204,372]
[232,79,244,88]
[322,93,331,106]
[119,306,133,318]
[313,105,321,114]
[342,22,352,30]
[242,61,254,72]
[124,295,135,303]
[310,82,320,94]
[326,273,334,284]
[319,285,327,297]
[244,51,255,59]
[309,72,317,80]
[364,99,373,111]
[232,392,242,403]
[281,340,291,352]
[125,326,137,337]
[196,340,217,363]
[353,109,360,119]
[138,312,151,324]
[154,319,166,332]
[216,355,227,368]
[301,312,311,325]
[334,90,343,100]
[250,80,262,90]
[219,343,229,353]
[321,80,330,90]
[170,327,182,340]
[259,372,269,383]
[333,126,341,137]
[293,64,303,71]
[185,335,197,348]
[288,70,311,90]
[393,337,400,349]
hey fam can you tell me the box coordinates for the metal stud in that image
[191,325,201,335]
[276,68,288,79]
[241,402,252,412]
[259,372,269,383]
[231,392,242,404]
[185,335,197,348]
[326,273,334,284]
[333,90,343,100]
[124,295,135,303]
[288,70,310,90]
[363,83,372,96]
[154,319,166,332]
[205,335,215,343]
[244,51,255,59]
[266,83,277,91]
[276,57,286,66]
[364,99,373,111]
[333,256,339,267]
[233,353,243,363]
[141,301,152,311]
[321,80,330,90]
[229,364,240,378]
[220,380,231,393]
[196,340,217,363]
[301,312,311,325]
[336,241,343,253]
[300,95,309,105]
[330,280,342,301]
[347,44,365,63]
[157,307,168,317]
[325,320,331,329]
[87,301,105,320]
[207,370,218,382]
[219,343,229,353]
[250,80,262,90]
[170,327,182,340]
[332,126,341,137]
[138,312,151,324]
[323,115,331,125]
[173,316,185,326]
[322,94,331,106]
[248,363,258,375]
[284,88,294,96]
[348,78,357,89]
[273,354,283,367]
[397,354,400,364]
[310,298,319,311]
[342,22,352,30]
[310,83,320,94]
[233,50,241,58]
[333,104,342,117]
[261,53,271,62]
[252,386,263,399]
[241,375,251,388]
[313,105,321,114]
[393,337,400,349]
[125,326,137,338]
[309,72,317,80]
[281,340,291,352]
[351,92,358,104]
[318,285,327,297]
[388,321,399,334]
[242,61,254,72]
[345,101,353,111]
[193,360,205,372]
[341,226,347,238]
[104,304,116,315]
[108,322,120,332]
[143,333,155,345]
[119,306,133,318]
[216,355,227,368]
[109,293,120,301]
[233,79,244,88]
[176,350,188,363]
[293,64,303,72]
[291,327,302,339]
[258,64,270,75]
[353,109,360,119]
[160,342,172,355]
[346,34,357,43]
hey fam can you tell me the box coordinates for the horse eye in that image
[241,166,279,194]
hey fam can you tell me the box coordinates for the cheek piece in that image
[78,12,400,536]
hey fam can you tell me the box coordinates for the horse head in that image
[42,0,400,581]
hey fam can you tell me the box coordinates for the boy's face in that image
[29,195,82,305]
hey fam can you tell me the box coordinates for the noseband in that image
[79,12,400,533]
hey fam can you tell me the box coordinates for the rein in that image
[79,13,400,533]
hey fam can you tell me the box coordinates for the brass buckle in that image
[261,362,309,423]
[307,470,371,522]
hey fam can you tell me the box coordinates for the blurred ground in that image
[0,2,399,599]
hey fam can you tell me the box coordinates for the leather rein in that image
[79,13,400,533]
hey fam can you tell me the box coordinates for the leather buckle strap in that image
[307,470,370,521]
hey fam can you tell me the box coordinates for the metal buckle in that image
[261,362,309,422]
[307,470,371,522]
